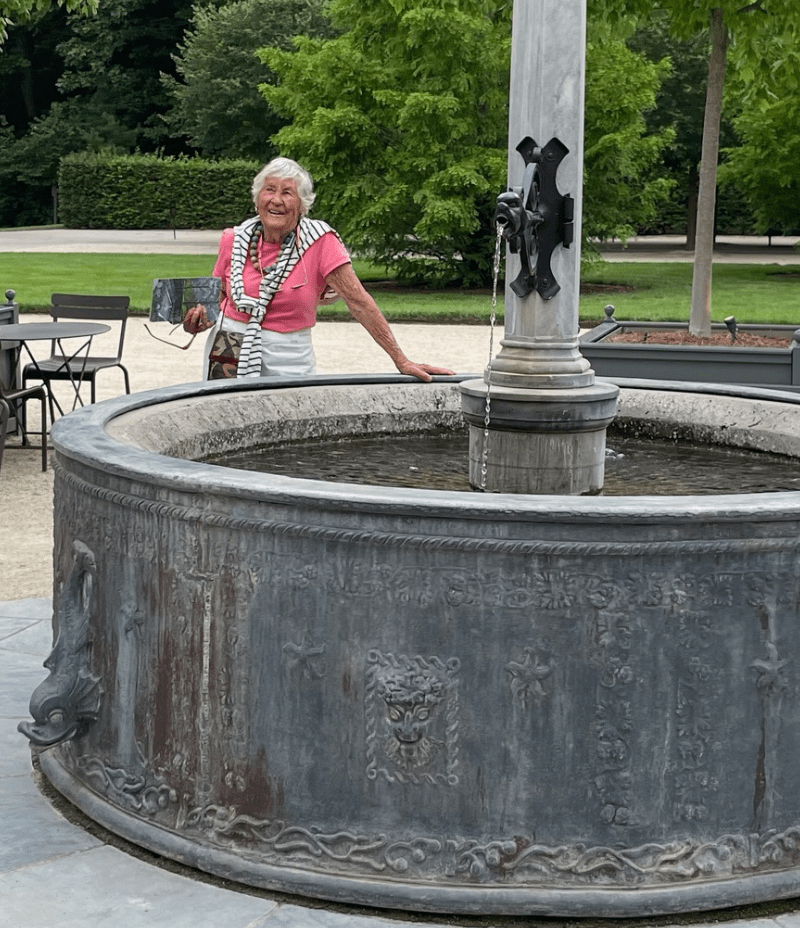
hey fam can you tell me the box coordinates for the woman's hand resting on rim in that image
[184,304,214,334]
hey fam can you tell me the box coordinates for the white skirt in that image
[203,317,316,379]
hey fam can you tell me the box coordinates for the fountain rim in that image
[50,372,800,521]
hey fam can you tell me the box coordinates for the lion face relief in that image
[377,671,445,772]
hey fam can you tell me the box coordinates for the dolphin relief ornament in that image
[19,541,103,748]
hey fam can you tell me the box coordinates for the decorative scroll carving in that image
[219,620,249,789]
[183,801,443,874]
[365,651,460,785]
[592,611,636,826]
[750,602,791,832]
[19,541,103,747]
[674,611,717,822]
[68,751,177,815]
[54,738,800,887]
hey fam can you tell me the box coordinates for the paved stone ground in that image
[0,228,798,261]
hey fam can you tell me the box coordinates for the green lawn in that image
[580,262,800,326]
[1,252,797,325]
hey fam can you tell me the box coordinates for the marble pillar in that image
[461,0,618,495]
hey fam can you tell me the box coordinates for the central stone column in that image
[461,0,618,495]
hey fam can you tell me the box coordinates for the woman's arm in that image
[324,263,454,382]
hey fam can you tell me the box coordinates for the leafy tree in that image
[54,0,195,151]
[583,19,674,246]
[719,26,800,234]
[719,97,800,235]
[1,6,69,127]
[627,13,711,245]
[261,0,511,287]
[0,7,79,222]
[0,0,194,223]
[602,0,799,335]
[0,0,95,42]
[163,0,335,161]
[261,0,671,287]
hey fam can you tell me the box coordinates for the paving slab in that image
[259,904,453,927]
[0,612,52,656]
[0,598,52,637]
[0,714,36,778]
[0,844,278,928]
[0,769,102,873]
[0,647,48,717]
[0,613,45,642]
[0,597,52,620]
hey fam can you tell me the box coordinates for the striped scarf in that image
[229,215,339,378]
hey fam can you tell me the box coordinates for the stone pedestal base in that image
[461,379,619,495]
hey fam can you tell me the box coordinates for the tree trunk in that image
[689,8,727,337]
[685,164,699,250]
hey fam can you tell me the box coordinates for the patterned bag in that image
[208,326,244,380]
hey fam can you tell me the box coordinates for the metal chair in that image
[0,397,9,476]
[22,294,131,404]
[0,380,48,473]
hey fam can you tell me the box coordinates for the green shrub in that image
[58,153,261,229]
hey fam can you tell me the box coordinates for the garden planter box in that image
[580,310,800,390]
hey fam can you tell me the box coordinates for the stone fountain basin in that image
[36,374,800,917]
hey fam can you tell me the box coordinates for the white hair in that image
[251,158,316,214]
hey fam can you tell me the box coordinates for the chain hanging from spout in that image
[480,225,505,491]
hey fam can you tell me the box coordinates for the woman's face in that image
[257,175,303,241]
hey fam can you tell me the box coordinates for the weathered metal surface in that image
[29,375,800,916]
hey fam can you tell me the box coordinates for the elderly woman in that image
[185,157,453,382]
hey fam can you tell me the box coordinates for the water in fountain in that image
[206,429,800,496]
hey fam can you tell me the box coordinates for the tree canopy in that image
[261,0,511,286]
[163,0,335,161]
[1,0,797,282]
[583,17,674,245]
[0,0,95,41]
[602,0,800,334]
[719,20,800,233]
[261,0,671,286]
[0,0,193,222]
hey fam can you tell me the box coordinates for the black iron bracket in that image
[494,135,574,300]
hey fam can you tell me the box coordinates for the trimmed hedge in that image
[58,153,262,229]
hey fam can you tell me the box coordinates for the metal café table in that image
[0,321,111,418]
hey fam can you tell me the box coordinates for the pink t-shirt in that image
[212,227,350,333]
